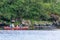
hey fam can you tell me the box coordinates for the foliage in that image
[0,0,60,23]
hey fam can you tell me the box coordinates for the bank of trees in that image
[0,0,60,22]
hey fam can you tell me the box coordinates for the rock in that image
[22,19,31,26]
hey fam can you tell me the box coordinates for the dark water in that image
[35,25,57,30]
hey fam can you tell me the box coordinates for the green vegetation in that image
[0,0,60,24]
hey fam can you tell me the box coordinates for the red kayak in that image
[4,26,29,30]
[4,26,11,30]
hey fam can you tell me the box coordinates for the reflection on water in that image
[0,30,60,40]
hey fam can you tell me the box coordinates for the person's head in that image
[11,20,15,23]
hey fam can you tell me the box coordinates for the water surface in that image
[0,30,60,40]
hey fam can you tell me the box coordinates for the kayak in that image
[4,26,29,30]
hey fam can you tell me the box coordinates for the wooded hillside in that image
[0,0,60,23]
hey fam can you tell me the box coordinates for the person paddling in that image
[10,20,15,30]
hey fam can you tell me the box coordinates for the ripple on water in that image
[0,30,60,40]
